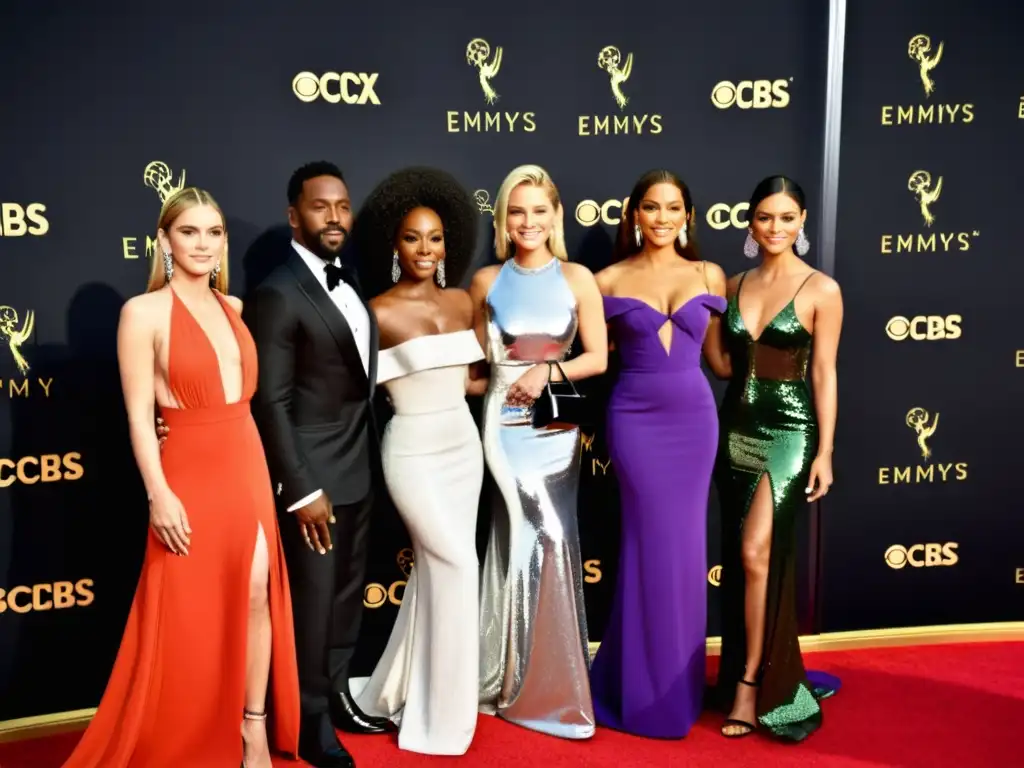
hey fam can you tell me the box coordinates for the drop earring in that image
[391,250,400,283]
[163,251,174,281]
[677,225,688,248]
[436,259,446,288]
[210,261,221,285]
[742,230,760,259]
[795,227,810,256]
[634,224,643,248]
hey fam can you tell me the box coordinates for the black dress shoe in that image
[329,689,396,735]
[298,714,355,768]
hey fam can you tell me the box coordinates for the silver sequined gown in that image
[478,257,595,740]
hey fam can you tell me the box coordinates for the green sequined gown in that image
[714,271,837,741]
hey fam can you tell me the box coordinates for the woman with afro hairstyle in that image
[350,167,486,756]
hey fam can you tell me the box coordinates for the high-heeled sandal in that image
[241,709,267,768]
[721,678,759,738]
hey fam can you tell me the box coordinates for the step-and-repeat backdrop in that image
[0,0,1019,722]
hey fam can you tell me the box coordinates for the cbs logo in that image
[575,198,629,227]
[0,579,95,614]
[707,565,722,586]
[884,543,958,570]
[711,80,791,110]
[0,203,49,237]
[706,203,749,230]
[886,315,962,341]
[0,453,84,488]
[363,560,603,608]
[292,72,381,105]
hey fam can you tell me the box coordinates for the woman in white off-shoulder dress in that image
[351,168,488,756]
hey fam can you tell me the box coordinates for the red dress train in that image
[62,290,300,767]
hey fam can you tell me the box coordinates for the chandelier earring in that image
[634,223,643,248]
[163,251,174,281]
[210,261,221,285]
[391,250,401,283]
[436,259,446,288]
[795,227,810,256]
[742,229,760,259]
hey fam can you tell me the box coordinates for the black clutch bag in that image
[531,361,587,429]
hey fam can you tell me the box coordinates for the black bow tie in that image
[324,261,349,291]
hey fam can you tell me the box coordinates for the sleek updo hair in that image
[612,169,700,262]
[748,175,806,215]
[353,167,479,297]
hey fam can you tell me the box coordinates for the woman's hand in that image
[149,488,192,555]
[805,454,834,503]
[505,364,549,406]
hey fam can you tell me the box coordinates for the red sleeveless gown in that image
[62,290,300,767]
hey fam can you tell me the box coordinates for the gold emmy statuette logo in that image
[880,170,978,254]
[906,407,938,461]
[123,162,188,260]
[0,305,34,375]
[878,406,966,484]
[144,161,187,205]
[908,34,944,97]
[473,189,494,215]
[466,38,502,104]
[908,170,942,227]
[597,45,633,109]
[884,543,958,570]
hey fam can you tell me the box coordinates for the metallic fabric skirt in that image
[477,364,595,739]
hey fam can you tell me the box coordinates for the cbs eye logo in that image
[711,79,791,109]
[885,543,958,569]
[886,315,962,341]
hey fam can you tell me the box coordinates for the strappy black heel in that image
[241,709,267,768]
[721,679,759,738]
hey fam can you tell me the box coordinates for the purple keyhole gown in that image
[589,287,726,739]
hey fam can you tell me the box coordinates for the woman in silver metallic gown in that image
[468,164,608,740]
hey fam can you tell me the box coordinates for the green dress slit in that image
[713,271,837,741]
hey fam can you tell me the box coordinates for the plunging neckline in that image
[734,271,815,343]
[171,288,244,405]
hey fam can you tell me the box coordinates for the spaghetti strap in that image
[700,261,710,292]
[792,271,818,300]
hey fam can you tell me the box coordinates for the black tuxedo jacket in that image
[242,250,380,509]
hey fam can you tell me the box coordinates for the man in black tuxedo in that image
[242,161,392,768]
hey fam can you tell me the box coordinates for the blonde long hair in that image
[146,187,229,294]
[492,164,568,262]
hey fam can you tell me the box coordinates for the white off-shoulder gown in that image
[354,329,485,756]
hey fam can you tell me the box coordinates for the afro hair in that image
[352,167,479,298]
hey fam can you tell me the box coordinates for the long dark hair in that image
[612,169,700,262]
[748,175,806,217]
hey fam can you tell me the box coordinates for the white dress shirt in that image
[286,239,371,512]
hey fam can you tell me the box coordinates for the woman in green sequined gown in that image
[703,176,843,741]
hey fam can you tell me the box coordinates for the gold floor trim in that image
[3,621,1021,743]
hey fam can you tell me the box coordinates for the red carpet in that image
[2,642,1020,767]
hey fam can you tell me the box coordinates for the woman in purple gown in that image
[591,170,727,739]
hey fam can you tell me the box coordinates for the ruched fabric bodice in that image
[604,294,727,374]
[376,330,484,416]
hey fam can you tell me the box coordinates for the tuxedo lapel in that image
[285,253,368,387]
